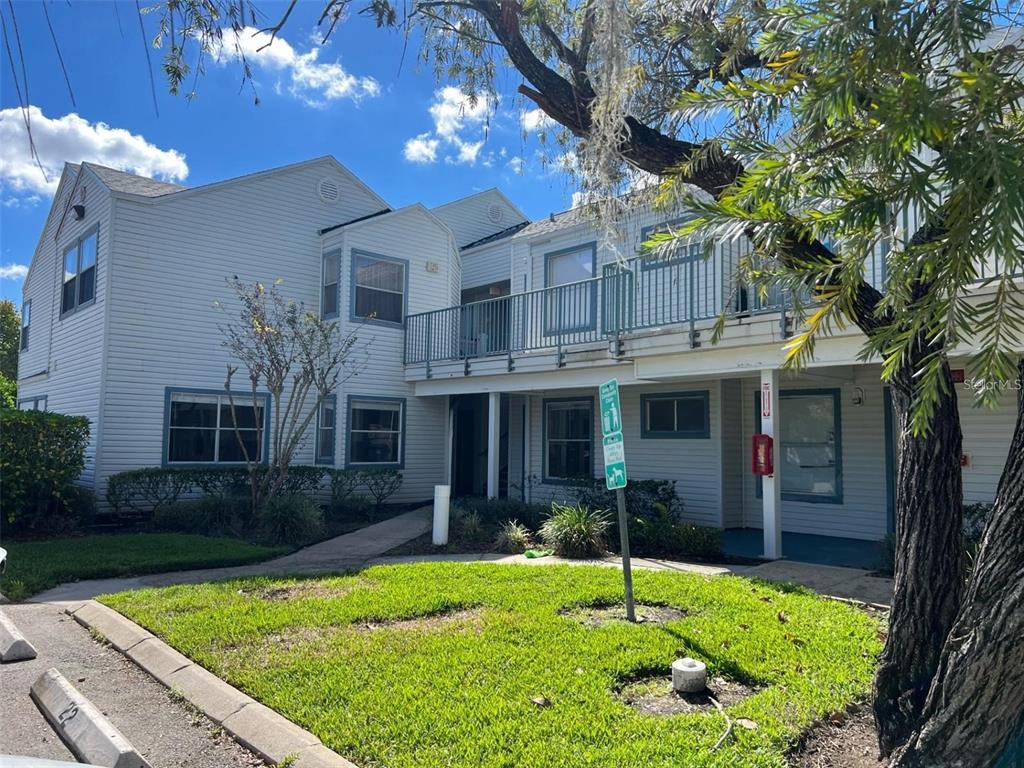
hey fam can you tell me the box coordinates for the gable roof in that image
[461,220,531,251]
[83,163,187,197]
[431,187,528,223]
[514,205,595,240]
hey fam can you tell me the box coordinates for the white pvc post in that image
[486,392,501,499]
[761,368,782,559]
[432,485,451,545]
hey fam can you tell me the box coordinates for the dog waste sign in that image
[599,379,627,489]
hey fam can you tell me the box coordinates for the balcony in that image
[404,251,797,372]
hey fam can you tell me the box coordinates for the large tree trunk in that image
[889,359,1024,768]
[873,360,966,756]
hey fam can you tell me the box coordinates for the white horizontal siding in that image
[959,384,1016,504]
[523,382,723,527]
[98,160,386,498]
[431,189,525,248]
[461,240,512,290]
[740,369,889,541]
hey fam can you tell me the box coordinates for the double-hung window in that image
[20,300,30,351]
[544,244,596,334]
[641,391,709,438]
[640,221,700,270]
[352,252,406,325]
[322,250,340,318]
[347,397,404,467]
[316,396,337,465]
[165,390,267,464]
[17,395,46,411]
[62,228,98,316]
[544,398,593,481]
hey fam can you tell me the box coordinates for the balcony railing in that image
[404,250,791,368]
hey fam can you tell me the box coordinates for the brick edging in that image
[67,600,356,768]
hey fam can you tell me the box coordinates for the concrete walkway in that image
[371,551,894,607]
[32,506,432,602]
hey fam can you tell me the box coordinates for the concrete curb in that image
[68,601,356,768]
[30,667,150,768]
[0,608,37,662]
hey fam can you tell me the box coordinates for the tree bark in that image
[889,359,1024,768]
[873,359,966,755]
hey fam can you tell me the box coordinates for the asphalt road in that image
[0,602,262,767]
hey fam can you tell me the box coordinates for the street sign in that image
[603,432,627,490]
[599,379,622,436]
[598,377,634,622]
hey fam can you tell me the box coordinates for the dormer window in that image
[61,227,98,316]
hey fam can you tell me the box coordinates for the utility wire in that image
[135,0,160,118]
[43,1,76,107]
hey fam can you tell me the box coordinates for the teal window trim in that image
[19,299,31,351]
[315,394,337,465]
[541,395,594,485]
[60,223,100,318]
[344,394,406,469]
[349,249,409,328]
[639,219,700,270]
[543,242,598,335]
[754,387,844,504]
[162,386,271,467]
[322,249,341,320]
[17,395,47,410]
[640,390,710,439]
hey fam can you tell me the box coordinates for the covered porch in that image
[722,528,883,570]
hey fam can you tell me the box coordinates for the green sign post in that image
[598,379,634,622]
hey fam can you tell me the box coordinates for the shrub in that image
[328,494,373,523]
[569,477,684,522]
[495,519,533,554]
[0,409,90,533]
[0,374,15,409]
[539,502,611,559]
[276,465,327,496]
[256,494,326,547]
[361,469,403,515]
[453,508,487,545]
[152,495,250,537]
[626,503,723,560]
[877,502,994,576]
[190,467,249,497]
[455,497,548,531]
[329,469,362,508]
[106,467,193,515]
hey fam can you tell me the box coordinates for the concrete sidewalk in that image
[371,551,893,607]
[32,506,432,603]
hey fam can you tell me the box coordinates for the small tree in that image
[220,277,362,513]
[0,299,20,383]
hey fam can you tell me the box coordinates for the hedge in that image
[0,409,90,531]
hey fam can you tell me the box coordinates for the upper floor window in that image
[352,251,406,325]
[640,221,701,270]
[544,243,597,334]
[641,391,710,439]
[20,300,30,351]
[62,228,98,316]
[322,250,340,319]
[165,389,268,465]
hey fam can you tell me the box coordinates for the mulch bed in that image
[560,603,687,627]
[788,705,884,768]
[617,675,757,716]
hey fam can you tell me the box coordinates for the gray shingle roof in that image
[513,206,595,239]
[461,220,531,250]
[84,163,186,197]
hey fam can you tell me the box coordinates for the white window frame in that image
[61,226,99,317]
[20,299,31,351]
[351,251,407,327]
[345,396,405,468]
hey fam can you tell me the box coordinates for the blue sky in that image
[0,0,577,304]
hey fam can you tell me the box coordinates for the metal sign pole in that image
[616,486,635,622]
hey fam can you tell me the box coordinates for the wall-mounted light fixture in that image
[852,386,865,406]
[72,204,85,221]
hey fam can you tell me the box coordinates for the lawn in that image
[103,562,882,768]
[0,533,288,600]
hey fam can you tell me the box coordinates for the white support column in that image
[760,368,783,559]
[523,395,532,503]
[443,396,454,486]
[486,391,501,499]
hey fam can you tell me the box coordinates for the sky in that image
[0,0,576,304]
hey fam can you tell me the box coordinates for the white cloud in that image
[507,156,524,174]
[404,133,440,164]
[404,87,492,166]
[0,263,29,280]
[520,108,554,133]
[213,27,379,107]
[0,106,188,199]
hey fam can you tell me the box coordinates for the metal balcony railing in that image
[403,251,790,369]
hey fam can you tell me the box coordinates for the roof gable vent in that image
[486,203,504,224]
[318,178,341,204]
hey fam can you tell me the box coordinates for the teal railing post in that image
[688,251,698,348]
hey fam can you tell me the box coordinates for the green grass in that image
[0,533,288,600]
[102,562,882,768]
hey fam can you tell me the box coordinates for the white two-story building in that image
[17,156,1018,568]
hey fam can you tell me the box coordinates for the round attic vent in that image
[318,178,341,203]
[486,203,504,224]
